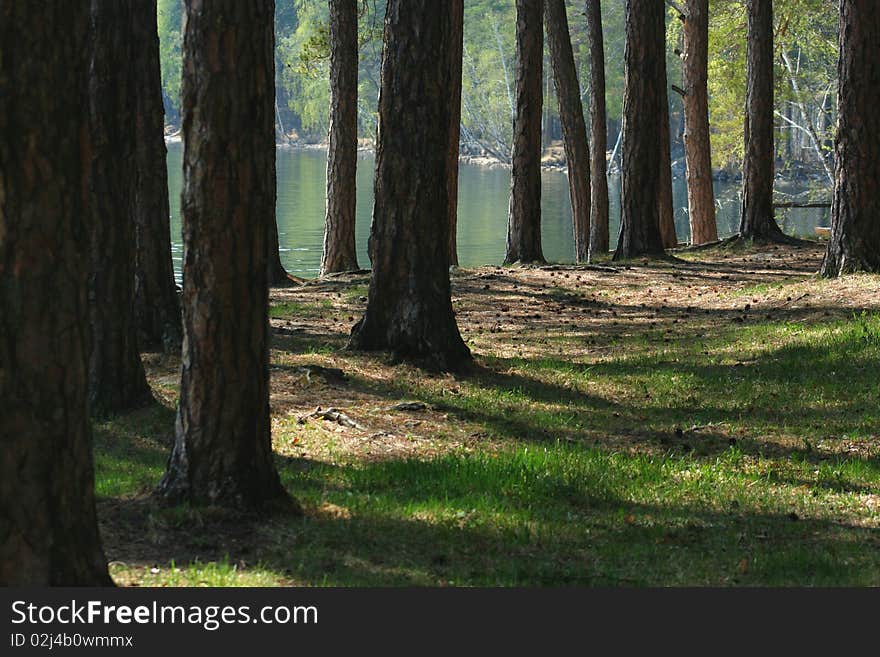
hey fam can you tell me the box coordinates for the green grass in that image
[95,305,880,587]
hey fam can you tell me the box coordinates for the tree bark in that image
[88,0,153,415]
[545,0,591,263]
[614,0,667,260]
[348,0,470,372]
[739,0,786,242]
[505,0,545,265]
[158,0,294,509]
[586,0,610,261]
[682,0,718,245]
[0,0,112,585]
[821,0,880,276]
[321,0,360,276]
[447,0,464,267]
[132,0,182,353]
[658,62,678,249]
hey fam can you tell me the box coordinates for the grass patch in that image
[96,252,880,587]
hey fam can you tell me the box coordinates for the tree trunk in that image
[158,0,294,509]
[821,0,880,276]
[447,0,464,267]
[658,65,678,249]
[348,0,471,372]
[614,0,667,260]
[88,0,153,416]
[545,0,591,263]
[505,0,545,264]
[132,0,182,353]
[0,1,112,585]
[740,0,786,242]
[321,0,360,276]
[586,0,610,261]
[682,0,718,245]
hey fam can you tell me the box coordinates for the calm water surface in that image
[166,143,828,282]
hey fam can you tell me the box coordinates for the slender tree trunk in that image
[586,0,610,261]
[348,0,470,372]
[88,0,153,415]
[822,0,880,276]
[740,0,786,242]
[545,0,591,263]
[447,0,464,267]
[658,67,678,248]
[321,0,360,276]
[158,0,295,509]
[0,0,112,586]
[505,0,545,264]
[682,0,718,245]
[614,0,667,260]
[132,0,182,353]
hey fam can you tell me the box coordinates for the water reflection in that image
[166,143,828,281]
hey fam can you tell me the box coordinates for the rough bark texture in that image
[614,0,667,260]
[658,61,678,249]
[682,0,718,245]
[132,0,182,352]
[0,0,112,585]
[447,0,464,267]
[545,0,591,263]
[586,0,610,261]
[321,0,360,276]
[348,0,470,372]
[739,0,786,241]
[88,0,153,415]
[158,0,293,509]
[822,0,880,275]
[505,0,545,264]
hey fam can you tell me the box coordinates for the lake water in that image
[165,143,828,281]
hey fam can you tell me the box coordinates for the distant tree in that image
[321,0,360,276]
[88,0,153,415]
[739,0,787,242]
[348,0,470,371]
[681,0,718,245]
[614,0,667,259]
[545,0,590,263]
[158,0,295,508]
[586,0,610,261]
[658,54,678,249]
[0,1,112,585]
[132,0,182,353]
[505,0,545,264]
[821,0,880,275]
[447,0,465,267]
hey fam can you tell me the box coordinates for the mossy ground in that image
[98,242,880,586]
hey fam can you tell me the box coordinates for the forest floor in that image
[97,241,880,586]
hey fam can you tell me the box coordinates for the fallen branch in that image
[297,406,368,431]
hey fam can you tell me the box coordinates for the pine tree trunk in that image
[158,0,294,509]
[586,0,610,261]
[321,0,360,276]
[88,0,153,415]
[822,0,880,276]
[614,0,667,260]
[506,0,546,264]
[132,0,182,353]
[682,0,718,245]
[545,0,591,263]
[739,0,786,242]
[447,0,464,267]
[348,0,470,372]
[658,67,678,249]
[0,1,112,586]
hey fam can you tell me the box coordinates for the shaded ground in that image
[97,241,880,586]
